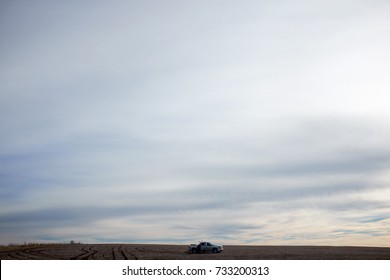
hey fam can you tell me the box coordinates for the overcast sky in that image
[1,0,390,246]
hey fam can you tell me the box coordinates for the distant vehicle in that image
[188,241,223,253]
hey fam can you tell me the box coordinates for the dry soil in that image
[1,244,390,260]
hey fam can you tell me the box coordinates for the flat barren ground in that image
[1,244,390,260]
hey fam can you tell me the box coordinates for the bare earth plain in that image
[1,244,390,260]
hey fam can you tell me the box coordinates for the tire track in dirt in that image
[124,245,138,260]
[1,248,45,260]
[9,249,41,260]
[25,248,65,259]
[119,245,128,260]
[111,245,116,260]
[100,245,121,260]
[71,245,98,260]
[100,249,110,259]
[7,251,23,260]
[23,248,49,259]
[0,249,23,260]
[85,246,98,260]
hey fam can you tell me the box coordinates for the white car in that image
[188,242,223,253]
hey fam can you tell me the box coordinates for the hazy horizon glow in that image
[1,0,390,246]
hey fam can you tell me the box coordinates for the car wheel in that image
[212,248,217,253]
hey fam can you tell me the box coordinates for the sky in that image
[1,0,390,246]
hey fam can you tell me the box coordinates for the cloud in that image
[358,214,390,224]
[1,115,390,244]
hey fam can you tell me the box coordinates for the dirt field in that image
[1,244,390,260]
